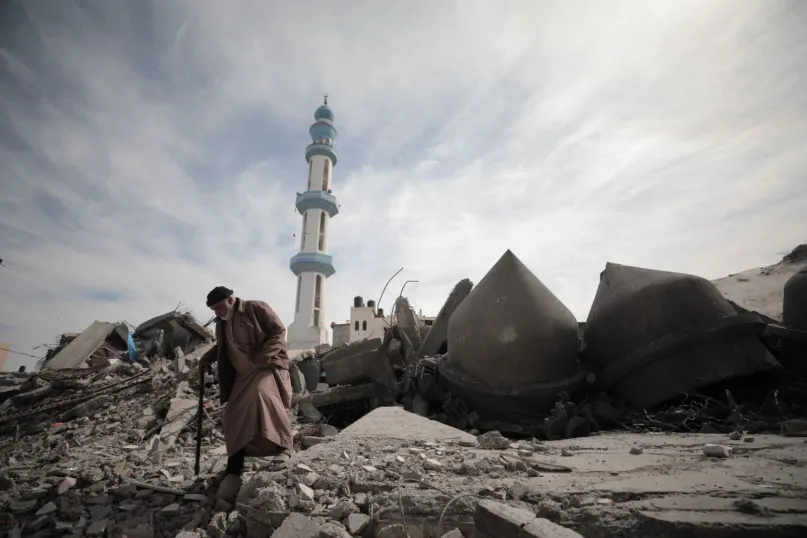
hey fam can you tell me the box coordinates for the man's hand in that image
[199,347,216,375]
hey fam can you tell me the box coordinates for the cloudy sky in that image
[1,0,805,371]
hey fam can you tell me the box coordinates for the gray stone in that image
[273,513,321,538]
[86,519,109,537]
[441,530,465,538]
[317,522,351,538]
[346,513,370,535]
[419,278,473,358]
[475,500,582,537]
[519,518,583,537]
[477,431,510,450]
[474,500,537,536]
[328,500,358,520]
[9,499,38,514]
[35,501,57,516]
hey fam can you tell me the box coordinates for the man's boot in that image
[216,451,245,507]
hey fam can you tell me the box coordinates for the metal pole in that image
[194,367,205,476]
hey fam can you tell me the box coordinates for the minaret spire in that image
[286,98,340,351]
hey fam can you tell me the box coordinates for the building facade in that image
[330,296,436,348]
[287,97,340,351]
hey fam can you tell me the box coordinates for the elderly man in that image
[200,286,293,501]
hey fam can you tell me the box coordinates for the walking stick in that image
[194,365,205,476]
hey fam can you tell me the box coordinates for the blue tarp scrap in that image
[127,333,137,361]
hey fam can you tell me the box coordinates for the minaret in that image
[287,96,339,351]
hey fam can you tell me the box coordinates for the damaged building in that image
[1,245,806,537]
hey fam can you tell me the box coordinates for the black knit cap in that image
[206,286,233,307]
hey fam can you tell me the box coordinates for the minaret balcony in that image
[296,190,339,218]
[290,252,336,278]
[305,142,338,165]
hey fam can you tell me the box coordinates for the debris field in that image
[1,245,806,537]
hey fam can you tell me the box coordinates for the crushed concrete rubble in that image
[2,245,806,537]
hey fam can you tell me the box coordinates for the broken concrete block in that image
[297,483,315,502]
[443,250,585,419]
[346,513,370,535]
[273,513,321,538]
[475,500,583,537]
[703,444,732,458]
[475,500,536,536]
[85,519,109,537]
[317,522,351,538]
[319,338,381,385]
[519,518,584,537]
[419,278,473,357]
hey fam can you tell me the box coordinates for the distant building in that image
[0,343,9,371]
[330,296,435,348]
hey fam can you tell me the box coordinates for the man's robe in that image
[201,298,293,457]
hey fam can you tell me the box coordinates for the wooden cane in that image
[194,365,205,475]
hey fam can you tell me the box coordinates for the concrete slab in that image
[338,406,476,443]
[292,418,807,537]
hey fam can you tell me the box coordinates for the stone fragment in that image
[424,458,442,470]
[317,522,351,538]
[297,482,315,502]
[294,463,314,474]
[475,499,583,537]
[10,499,38,514]
[520,518,584,537]
[58,476,77,494]
[249,482,286,511]
[703,444,732,458]
[175,533,201,538]
[302,436,327,447]
[441,530,465,538]
[86,519,109,537]
[35,501,57,516]
[273,513,321,538]
[207,512,228,538]
[328,500,358,520]
[319,422,339,437]
[729,431,742,441]
[630,446,643,455]
[346,513,370,535]
[475,500,535,536]
[477,431,510,450]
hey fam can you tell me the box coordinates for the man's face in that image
[211,296,235,320]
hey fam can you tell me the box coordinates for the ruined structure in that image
[783,266,807,329]
[287,97,340,352]
[440,250,585,419]
[418,278,473,357]
[584,263,781,409]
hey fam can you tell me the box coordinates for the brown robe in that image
[201,298,293,457]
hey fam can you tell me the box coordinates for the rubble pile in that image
[293,245,807,438]
[1,245,806,536]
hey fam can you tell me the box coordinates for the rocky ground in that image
[2,368,807,538]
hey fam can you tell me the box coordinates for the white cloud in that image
[1,0,806,370]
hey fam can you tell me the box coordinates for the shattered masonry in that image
[1,244,806,537]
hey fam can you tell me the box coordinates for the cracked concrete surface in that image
[298,407,807,537]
